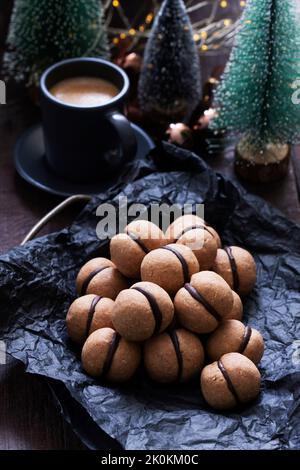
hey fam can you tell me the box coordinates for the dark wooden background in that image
[0,0,300,450]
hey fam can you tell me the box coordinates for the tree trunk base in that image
[235,142,290,184]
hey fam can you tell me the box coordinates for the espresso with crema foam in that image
[50,76,119,107]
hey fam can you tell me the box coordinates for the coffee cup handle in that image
[106,111,137,163]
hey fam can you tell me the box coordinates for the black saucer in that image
[14,123,154,197]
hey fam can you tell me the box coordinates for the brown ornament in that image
[141,243,199,297]
[200,352,261,410]
[206,319,264,364]
[165,123,193,149]
[144,328,205,384]
[66,294,114,345]
[212,246,256,296]
[76,257,129,300]
[81,327,141,382]
[165,214,218,270]
[110,220,166,279]
[174,271,234,334]
[112,281,174,342]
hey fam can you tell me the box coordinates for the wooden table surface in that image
[1,2,300,451]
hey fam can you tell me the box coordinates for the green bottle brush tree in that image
[138,0,202,126]
[3,0,109,87]
[211,0,300,183]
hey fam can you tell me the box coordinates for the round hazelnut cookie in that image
[200,352,261,410]
[174,271,234,334]
[166,214,221,249]
[66,294,114,345]
[206,319,264,364]
[110,220,166,279]
[141,244,199,296]
[144,328,204,384]
[177,229,218,271]
[223,291,243,321]
[212,246,256,296]
[112,281,174,342]
[76,258,128,300]
[81,327,141,382]
[165,215,218,270]
[207,225,222,249]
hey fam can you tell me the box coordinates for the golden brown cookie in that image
[174,271,234,334]
[81,327,141,382]
[110,220,166,279]
[212,246,256,296]
[76,257,128,300]
[112,281,174,342]
[165,214,218,270]
[144,328,204,383]
[141,244,199,296]
[200,352,261,410]
[206,319,264,364]
[223,291,243,321]
[66,294,114,345]
[166,214,221,249]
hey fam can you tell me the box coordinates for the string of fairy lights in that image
[103,0,246,54]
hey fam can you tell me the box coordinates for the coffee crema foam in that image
[50,76,119,107]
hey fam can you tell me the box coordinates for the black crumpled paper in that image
[1,143,300,450]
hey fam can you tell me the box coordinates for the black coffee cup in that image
[40,58,137,183]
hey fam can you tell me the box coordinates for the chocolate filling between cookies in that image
[132,287,163,335]
[168,330,183,382]
[184,283,222,322]
[238,326,252,353]
[217,359,240,404]
[223,246,240,292]
[175,224,215,241]
[126,231,150,254]
[101,332,121,378]
[85,295,102,339]
[80,266,111,296]
[161,246,190,283]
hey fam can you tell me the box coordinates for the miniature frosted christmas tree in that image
[211,0,300,182]
[138,0,201,124]
[3,0,109,86]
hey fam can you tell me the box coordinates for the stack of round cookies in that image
[66,215,264,411]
